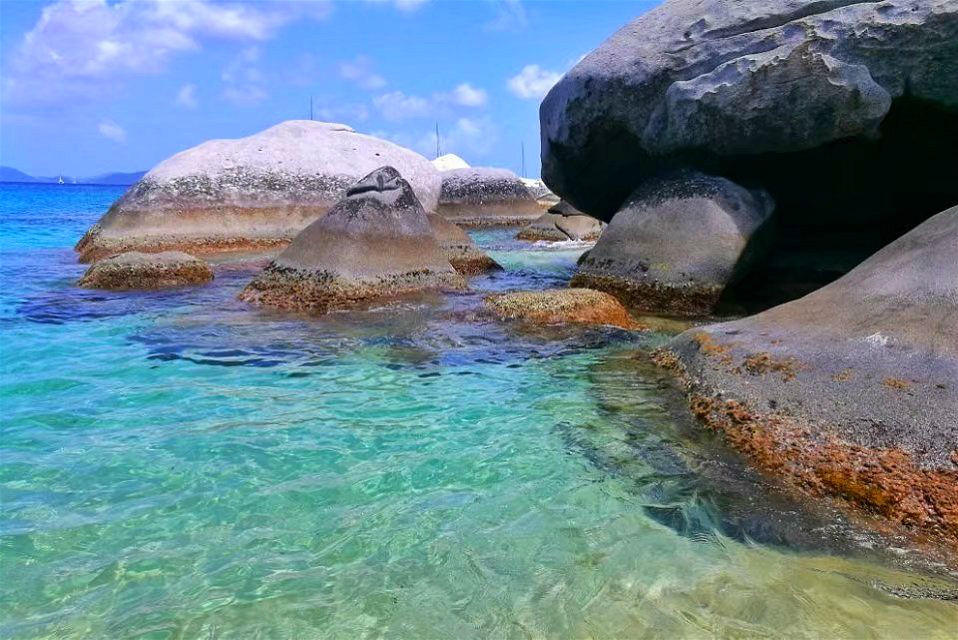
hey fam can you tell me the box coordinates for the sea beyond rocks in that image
[68,0,958,549]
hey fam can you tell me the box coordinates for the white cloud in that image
[2,0,330,106]
[98,120,127,143]
[175,83,198,108]
[507,64,561,100]
[338,55,387,90]
[486,0,527,32]
[373,82,489,120]
[377,116,498,159]
[314,101,370,124]
[450,83,487,107]
[373,91,432,121]
[222,47,267,106]
[365,0,430,12]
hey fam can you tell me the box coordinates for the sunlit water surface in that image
[1,184,956,639]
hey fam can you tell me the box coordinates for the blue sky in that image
[0,0,656,178]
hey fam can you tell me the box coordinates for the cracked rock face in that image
[239,166,464,312]
[76,121,442,262]
[436,167,549,226]
[665,206,958,541]
[571,171,774,315]
[540,0,958,219]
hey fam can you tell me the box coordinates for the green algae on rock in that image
[78,251,213,290]
[240,166,464,312]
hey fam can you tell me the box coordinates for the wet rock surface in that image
[427,213,502,275]
[239,166,463,312]
[76,121,441,262]
[660,207,958,542]
[484,288,641,330]
[79,251,213,290]
[571,171,774,315]
[437,167,549,226]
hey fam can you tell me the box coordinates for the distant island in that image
[0,166,145,186]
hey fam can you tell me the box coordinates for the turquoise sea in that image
[1,183,955,639]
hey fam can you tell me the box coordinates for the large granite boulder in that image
[426,213,501,275]
[541,0,958,221]
[436,167,548,226]
[239,167,464,312]
[571,171,774,315]
[76,121,442,262]
[660,206,958,540]
[79,251,213,290]
[517,200,606,242]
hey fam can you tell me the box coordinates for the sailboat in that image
[57,175,64,184]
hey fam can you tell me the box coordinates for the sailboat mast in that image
[521,142,526,177]
[435,123,440,159]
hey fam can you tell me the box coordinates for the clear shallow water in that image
[1,184,956,639]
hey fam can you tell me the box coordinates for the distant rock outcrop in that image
[436,167,548,226]
[571,171,773,315]
[239,166,463,312]
[517,200,605,242]
[76,121,441,262]
[427,213,501,275]
[78,251,213,289]
[432,154,470,171]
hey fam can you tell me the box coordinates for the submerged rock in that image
[517,200,606,242]
[571,171,774,315]
[76,121,441,262]
[484,288,640,329]
[660,207,958,541]
[437,167,548,226]
[426,213,502,275]
[79,251,213,290]
[239,166,464,312]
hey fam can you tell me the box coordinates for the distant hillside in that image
[0,166,44,182]
[82,171,147,185]
[0,166,146,185]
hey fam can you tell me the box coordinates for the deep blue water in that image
[1,183,955,639]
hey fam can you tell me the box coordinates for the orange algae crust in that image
[484,288,645,330]
[652,347,958,548]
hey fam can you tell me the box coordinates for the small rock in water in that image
[484,288,642,330]
[79,251,213,290]
[517,200,605,242]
